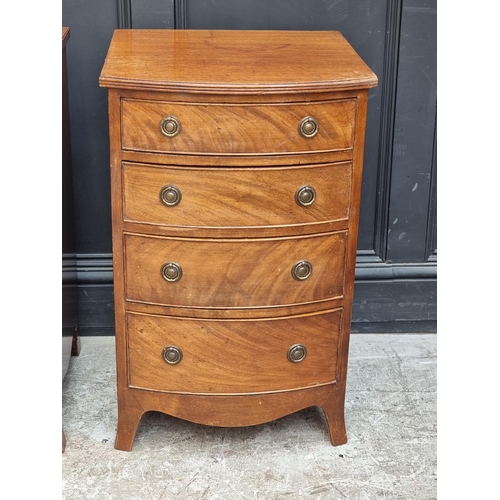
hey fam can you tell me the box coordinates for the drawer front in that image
[121,99,356,155]
[123,162,352,229]
[124,232,347,308]
[127,310,341,394]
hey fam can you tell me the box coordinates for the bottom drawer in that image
[127,309,342,394]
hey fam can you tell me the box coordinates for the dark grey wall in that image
[62,0,437,334]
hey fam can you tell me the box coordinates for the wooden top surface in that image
[99,29,377,94]
[62,27,70,48]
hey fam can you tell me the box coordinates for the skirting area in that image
[62,334,436,499]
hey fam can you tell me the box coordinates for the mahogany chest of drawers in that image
[99,29,377,451]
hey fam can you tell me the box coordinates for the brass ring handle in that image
[287,344,307,363]
[160,185,182,207]
[292,260,313,281]
[161,262,183,282]
[159,116,182,137]
[295,186,316,207]
[298,116,319,138]
[162,346,183,365]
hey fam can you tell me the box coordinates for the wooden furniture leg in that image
[115,401,145,452]
[320,386,347,446]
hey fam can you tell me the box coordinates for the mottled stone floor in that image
[62,334,436,499]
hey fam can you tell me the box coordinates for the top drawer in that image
[121,99,356,155]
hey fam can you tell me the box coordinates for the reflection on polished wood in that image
[99,29,377,451]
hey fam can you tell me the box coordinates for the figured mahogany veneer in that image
[100,29,377,451]
[127,310,342,394]
[124,232,347,308]
[122,161,353,231]
[121,98,356,154]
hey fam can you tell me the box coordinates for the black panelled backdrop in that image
[62,0,436,335]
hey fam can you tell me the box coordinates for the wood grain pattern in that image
[114,383,344,451]
[100,30,377,451]
[121,99,356,155]
[337,90,370,385]
[124,232,347,308]
[107,89,130,440]
[123,161,352,230]
[125,297,343,320]
[121,148,354,168]
[127,309,341,394]
[122,219,349,240]
[99,30,378,94]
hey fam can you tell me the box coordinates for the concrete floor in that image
[62,334,436,499]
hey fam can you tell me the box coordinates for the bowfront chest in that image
[99,29,377,451]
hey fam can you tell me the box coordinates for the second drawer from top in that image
[123,161,352,231]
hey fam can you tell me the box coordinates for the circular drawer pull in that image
[162,346,183,365]
[287,344,307,363]
[159,115,182,137]
[295,185,316,207]
[298,116,319,138]
[160,185,182,207]
[161,262,183,282]
[291,260,313,281]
